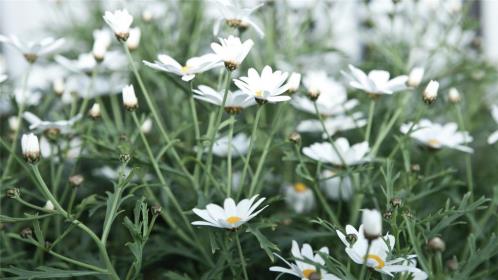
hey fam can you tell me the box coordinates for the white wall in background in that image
[481,0,498,63]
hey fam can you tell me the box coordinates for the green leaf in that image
[1,266,102,279]
[246,225,280,262]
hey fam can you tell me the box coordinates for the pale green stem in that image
[109,94,124,130]
[77,69,97,116]
[235,232,249,280]
[227,115,235,197]
[455,103,474,196]
[359,241,372,280]
[365,99,376,144]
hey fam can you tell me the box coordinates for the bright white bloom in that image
[143,54,221,82]
[213,0,264,38]
[191,195,267,229]
[8,116,20,131]
[337,225,427,279]
[320,170,353,201]
[44,200,55,211]
[0,74,7,84]
[0,35,65,63]
[122,84,138,110]
[23,112,81,135]
[212,133,250,157]
[103,9,134,41]
[270,240,341,280]
[303,138,370,166]
[287,72,302,93]
[448,87,461,103]
[342,64,408,95]
[211,35,253,70]
[362,209,382,239]
[400,119,473,153]
[89,103,101,119]
[487,105,498,144]
[297,113,367,137]
[234,66,290,104]
[407,67,425,87]
[55,54,97,74]
[423,80,439,104]
[92,28,112,60]
[140,118,153,134]
[21,133,40,163]
[284,183,315,213]
[193,85,255,113]
[127,27,141,50]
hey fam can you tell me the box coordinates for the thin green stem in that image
[110,94,124,130]
[77,69,97,117]
[235,232,249,280]
[227,115,235,197]
[455,103,474,196]
[359,241,372,279]
[365,99,376,144]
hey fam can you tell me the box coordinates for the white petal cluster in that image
[127,27,141,50]
[297,112,367,137]
[193,85,255,113]
[284,183,315,213]
[407,67,425,88]
[286,72,301,93]
[320,171,353,201]
[423,80,439,104]
[23,112,81,134]
[55,53,97,74]
[211,35,253,70]
[0,34,65,63]
[362,209,382,239]
[303,138,370,166]
[213,0,264,38]
[234,66,290,104]
[21,133,40,163]
[212,133,250,158]
[92,28,112,60]
[103,9,134,41]
[143,54,222,82]
[122,84,138,110]
[342,64,408,95]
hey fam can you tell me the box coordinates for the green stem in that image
[365,99,376,144]
[77,69,97,117]
[455,104,474,196]
[227,115,235,197]
[235,232,249,280]
[109,94,124,130]
[359,241,371,280]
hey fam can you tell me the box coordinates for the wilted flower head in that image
[122,84,138,110]
[21,133,40,163]
[143,54,221,82]
[103,9,134,41]
[342,64,408,95]
[423,80,439,104]
[0,34,65,63]
[213,0,264,38]
[211,35,253,71]
[303,138,370,166]
[234,65,290,104]
[193,85,255,113]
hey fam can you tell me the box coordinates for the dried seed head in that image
[152,205,162,215]
[288,132,301,144]
[69,174,84,187]
[20,227,33,239]
[383,210,393,219]
[428,237,446,252]
[6,188,20,199]
[120,153,131,163]
[390,197,402,208]
[224,106,243,115]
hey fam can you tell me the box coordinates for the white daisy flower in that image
[284,182,315,214]
[14,88,42,107]
[234,65,290,104]
[336,225,427,279]
[191,195,267,229]
[296,113,367,137]
[143,53,222,82]
[55,53,97,74]
[269,240,341,280]
[342,64,408,95]
[193,85,255,114]
[103,9,134,41]
[213,0,265,38]
[212,133,250,158]
[303,138,370,166]
[23,112,81,135]
[488,105,498,145]
[0,34,65,63]
[320,170,353,201]
[127,27,141,50]
[400,119,473,153]
[0,74,7,84]
[211,35,253,71]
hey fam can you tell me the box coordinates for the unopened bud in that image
[407,67,424,88]
[423,80,439,104]
[20,227,33,239]
[307,90,320,101]
[446,256,458,271]
[120,153,131,163]
[288,131,301,144]
[24,53,38,64]
[390,197,402,208]
[127,27,141,51]
[346,233,357,244]
[383,210,392,219]
[89,103,101,119]
[142,10,153,22]
[411,164,420,172]
[69,174,84,187]
[122,85,138,111]
[21,133,40,163]
[53,78,65,95]
[8,116,20,132]
[428,236,446,252]
[448,88,461,103]
[362,209,382,240]
[44,200,55,211]
[287,72,301,93]
[140,118,153,134]
[152,205,162,215]
[6,188,20,198]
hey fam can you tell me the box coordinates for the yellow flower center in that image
[181,65,190,73]
[255,90,263,97]
[427,138,440,146]
[226,216,241,224]
[303,269,316,279]
[366,254,385,269]
[294,182,308,193]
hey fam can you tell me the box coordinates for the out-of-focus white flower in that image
[362,209,382,239]
[92,28,112,61]
[0,35,65,63]
[44,200,55,211]
[487,105,498,145]
[407,67,425,87]
[193,85,255,113]
[342,64,408,95]
[320,170,353,201]
[14,88,42,107]
[143,53,221,82]
[89,103,101,119]
[337,225,427,279]
[140,118,153,134]
[127,27,141,50]
[212,133,250,157]
[303,138,370,166]
[23,112,81,135]
[234,65,290,104]
[53,77,65,95]
[40,136,82,160]
[270,240,341,280]
[0,74,7,84]
[286,72,301,93]
[297,113,367,137]
[8,116,20,131]
[191,195,267,229]
[400,119,473,153]
[122,84,138,110]
[211,35,253,71]
[213,0,264,38]
[448,87,460,103]
[103,9,134,41]
[21,133,40,163]
[55,53,97,74]
[423,80,439,104]
[284,182,315,213]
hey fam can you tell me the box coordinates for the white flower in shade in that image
[297,113,367,137]
[423,80,439,104]
[193,85,255,113]
[143,53,222,82]
[89,103,101,119]
[0,74,7,84]
[213,0,264,38]
[488,105,498,144]
[14,88,42,106]
[362,209,382,239]
[211,35,253,71]
[23,112,81,135]
[55,53,97,74]
[140,118,153,134]
[320,170,353,201]
[336,225,427,279]
[447,87,461,103]
[122,84,138,110]
[270,240,341,280]
[8,116,20,131]
[103,9,133,41]
[191,195,267,229]
[44,200,55,211]
[400,119,473,153]
[284,183,315,213]
[291,71,358,116]
[234,66,290,104]
[21,133,40,163]
[92,28,112,60]
[407,67,425,88]
[303,138,370,166]
[212,133,250,157]
[342,64,408,95]
[0,35,65,63]
[52,77,65,95]
[286,72,301,93]
[127,27,141,50]
[39,136,82,160]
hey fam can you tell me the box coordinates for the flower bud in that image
[127,27,141,51]
[92,42,107,62]
[362,209,382,240]
[8,116,20,132]
[69,174,84,187]
[407,67,424,87]
[103,9,133,42]
[89,103,101,119]
[20,227,33,239]
[383,210,392,219]
[390,197,402,208]
[286,72,301,93]
[44,200,55,211]
[21,133,40,163]
[142,10,153,22]
[152,205,162,215]
[120,153,131,163]
[6,188,20,199]
[448,88,461,103]
[307,89,320,101]
[423,80,439,104]
[411,164,420,172]
[53,78,65,95]
[446,257,458,271]
[428,236,446,252]
[24,53,38,64]
[122,85,138,111]
[288,131,301,144]
[140,118,153,134]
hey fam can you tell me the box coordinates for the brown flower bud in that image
[152,205,162,215]
[288,132,301,144]
[6,188,20,198]
[20,227,33,239]
[390,197,402,208]
[428,236,446,252]
[69,175,84,187]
